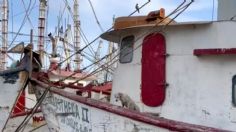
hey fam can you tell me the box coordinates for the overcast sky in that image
[6,0,217,68]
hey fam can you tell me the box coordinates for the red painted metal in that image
[48,69,96,80]
[92,82,112,95]
[141,33,166,107]
[34,71,111,95]
[194,48,236,56]
[13,91,25,114]
[33,116,45,122]
[11,109,42,118]
[33,78,230,132]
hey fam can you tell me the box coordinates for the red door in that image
[141,33,166,107]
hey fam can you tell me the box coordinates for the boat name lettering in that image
[46,95,91,131]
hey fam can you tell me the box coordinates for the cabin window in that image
[233,75,236,106]
[119,35,134,63]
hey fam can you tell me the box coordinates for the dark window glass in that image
[233,76,236,106]
[119,36,134,63]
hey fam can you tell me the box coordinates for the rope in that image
[21,0,35,29]
[8,0,34,49]
[15,1,194,130]
[60,0,152,65]
[88,0,104,32]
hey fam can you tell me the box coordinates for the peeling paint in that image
[0,72,19,84]
[0,106,9,110]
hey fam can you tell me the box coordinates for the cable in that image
[128,0,151,16]
[79,0,192,77]
[2,74,29,131]
[15,87,49,131]
[79,27,96,57]
[212,0,215,21]
[15,1,193,129]
[8,0,33,49]
[64,0,97,57]
[51,0,188,79]
[7,31,50,38]
[60,0,152,66]
[13,5,39,17]
[58,3,187,86]
[87,0,104,32]
[28,123,46,132]
[21,0,35,29]
[67,0,195,86]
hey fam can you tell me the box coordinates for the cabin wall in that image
[163,21,236,130]
[111,21,236,130]
[111,29,143,108]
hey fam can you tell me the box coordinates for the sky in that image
[4,0,218,69]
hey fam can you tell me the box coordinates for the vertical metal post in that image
[29,29,33,78]
[38,0,47,67]
[95,40,103,82]
[1,0,9,70]
[74,0,81,71]
[28,29,34,94]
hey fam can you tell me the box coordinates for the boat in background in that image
[0,68,28,131]
[0,44,42,131]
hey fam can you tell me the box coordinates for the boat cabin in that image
[101,7,236,131]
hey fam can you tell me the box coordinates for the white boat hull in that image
[33,80,229,132]
[0,70,28,131]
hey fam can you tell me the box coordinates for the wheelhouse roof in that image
[101,21,212,43]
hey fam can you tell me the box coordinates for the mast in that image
[38,0,47,66]
[73,0,81,71]
[94,40,102,82]
[104,17,117,82]
[0,0,8,70]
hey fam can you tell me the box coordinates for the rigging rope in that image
[87,0,104,32]
[48,0,193,88]
[8,0,34,49]
[21,0,35,29]
[15,1,194,130]
[60,0,153,67]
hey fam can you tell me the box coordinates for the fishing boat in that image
[28,0,236,131]
[0,43,42,131]
[0,67,28,131]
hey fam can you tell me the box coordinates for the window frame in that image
[233,75,236,106]
[119,35,135,64]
